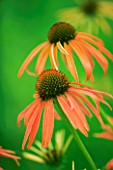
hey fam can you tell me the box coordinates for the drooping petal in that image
[80,40,109,75]
[57,41,69,56]
[50,44,58,70]
[22,101,42,150]
[77,32,104,46]
[57,95,77,129]
[77,33,104,50]
[57,95,88,136]
[69,87,98,116]
[35,43,50,75]
[94,126,113,140]
[0,147,21,166]
[17,99,39,127]
[42,100,54,148]
[18,42,48,78]
[68,91,92,117]
[26,67,37,76]
[65,92,89,131]
[64,42,79,82]
[27,102,44,149]
[70,40,92,80]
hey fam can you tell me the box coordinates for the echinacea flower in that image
[17,69,113,150]
[94,115,113,140]
[18,22,113,82]
[57,0,113,34]
[23,129,73,166]
[0,146,21,169]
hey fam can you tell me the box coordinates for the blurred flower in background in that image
[0,146,21,169]
[17,69,113,150]
[57,0,113,35]
[23,129,73,167]
[18,22,113,82]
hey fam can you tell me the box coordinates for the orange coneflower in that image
[18,22,113,82]
[17,69,113,150]
[0,146,20,169]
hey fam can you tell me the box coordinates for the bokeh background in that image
[0,0,113,169]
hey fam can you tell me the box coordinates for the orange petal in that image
[69,87,98,116]
[64,43,79,82]
[80,40,108,75]
[58,95,88,136]
[77,32,104,46]
[57,41,69,56]
[65,92,89,131]
[70,87,101,115]
[42,100,54,148]
[26,67,37,76]
[50,44,58,70]
[80,87,113,99]
[69,93,92,117]
[22,102,41,150]
[27,102,43,149]
[102,47,113,61]
[94,130,113,140]
[18,42,48,78]
[35,43,50,75]
[57,95,77,129]
[17,99,39,127]
[70,40,92,81]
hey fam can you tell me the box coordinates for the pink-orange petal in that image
[69,87,98,116]
[27,102,43,149]
[35,43,50,75]
[69,92,92,117]
[42,100,54,148]
[65,92,89,131]
[22,102,41,150]
[57,95,77,129]
[50,44,58,70]
[57,41,69,56]
[18,42,48,78]
[64,42,79,82]
[77,32,104,46]
[17,99,39,127]
[80,40,109,75]
[70,40,92,80]
[94,130,113,140]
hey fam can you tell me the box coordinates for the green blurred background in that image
[0,0,113,169]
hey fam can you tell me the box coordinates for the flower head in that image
[57,0,113,34]
[0,146,21,169]
[17,69,113,149]
[23,129,73,166]
[18,22,113,82]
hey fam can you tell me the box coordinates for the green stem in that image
[55,99,97,170]
[100,108,113,129]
